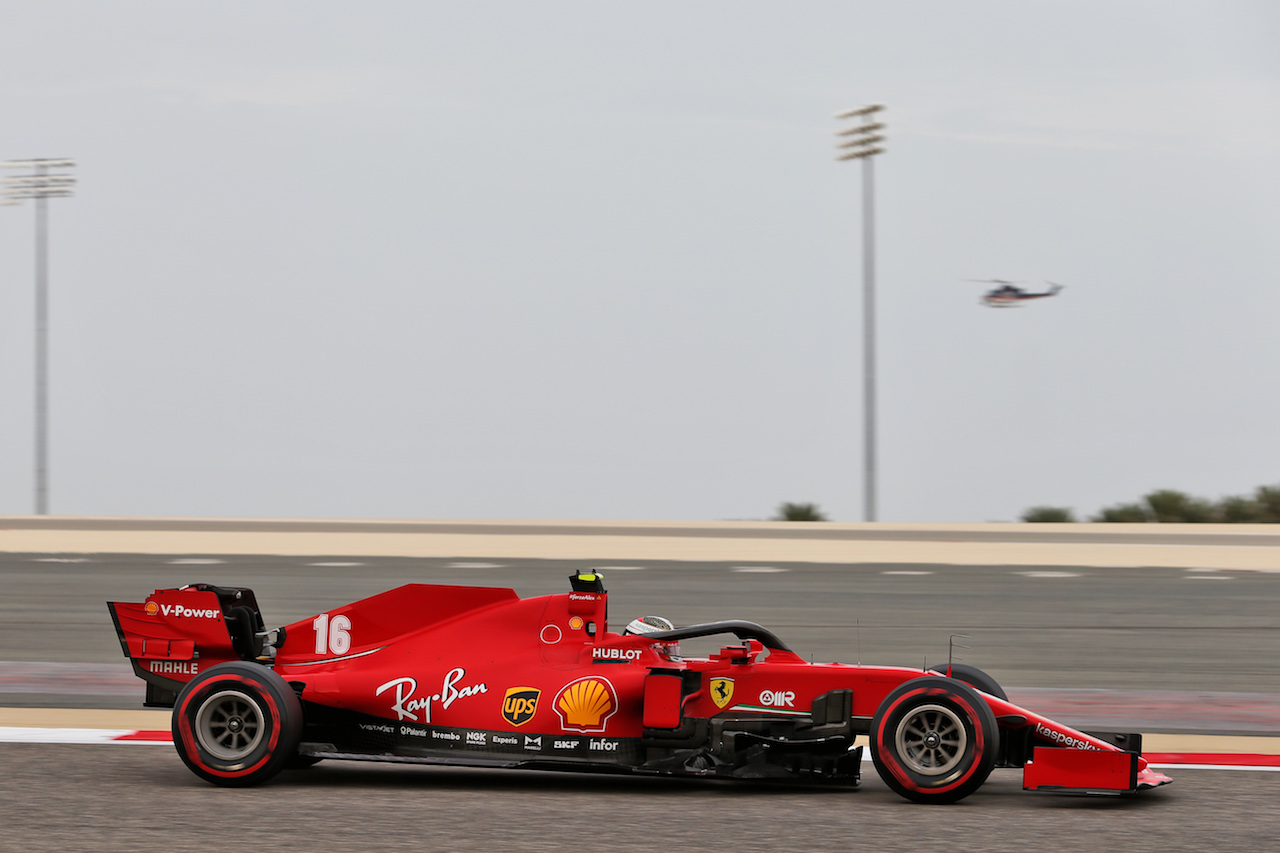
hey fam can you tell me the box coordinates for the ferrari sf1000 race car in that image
[108,571,1171,803]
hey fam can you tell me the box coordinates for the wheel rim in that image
[195,689,266,761]
[894,702,967,777]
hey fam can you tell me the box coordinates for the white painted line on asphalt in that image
[0,727,134,743]
[1186,575,1233,581]
[731,567,789,573]
[447,562,504,569]
[31,557,92,563]
[1148,763,1280,773]
[307,562,367,567]
[1016,571,1082,578]
[167,558,224,565]
[882,570,934,575]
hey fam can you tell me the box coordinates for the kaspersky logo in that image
[502,687,541,727]
[554,676,617,733]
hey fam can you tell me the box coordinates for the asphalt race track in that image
[2,744,1277,853]
[2,531,1278,851]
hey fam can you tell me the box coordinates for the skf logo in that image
[502,687,541,727]
[710,677,734,709]
[554,676,617,733]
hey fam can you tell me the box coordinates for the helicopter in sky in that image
[969,279,1064,307]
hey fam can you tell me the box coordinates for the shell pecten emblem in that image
[554,676,618,733]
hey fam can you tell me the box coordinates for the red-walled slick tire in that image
[172,661,303,787]
[870,676,999,804]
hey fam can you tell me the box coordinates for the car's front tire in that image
[172,661,303,787]
[926,663,1008,700]
[870,676,999,804]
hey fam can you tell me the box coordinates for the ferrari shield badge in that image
[710,677,734,709]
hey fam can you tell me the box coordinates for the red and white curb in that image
[0,727,172,744]
[1146,753,1280,771]
[3,727,1278,771]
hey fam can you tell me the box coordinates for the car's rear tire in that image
[172,661,303,787]
[871,676,999,804]
[926,663,1008,701]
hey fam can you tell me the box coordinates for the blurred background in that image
[2,1,1277,522]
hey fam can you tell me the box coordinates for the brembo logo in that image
[145,601,221,620]
[1034,723,1101,751]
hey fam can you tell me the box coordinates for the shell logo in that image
[553,676,617,733]
[144,601,159,616]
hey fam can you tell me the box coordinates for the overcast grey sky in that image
[1,1,1277,522]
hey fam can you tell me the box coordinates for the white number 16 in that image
[312,613,352,655]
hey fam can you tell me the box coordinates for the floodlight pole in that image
[2,158,77,515]
[834,105,885,522]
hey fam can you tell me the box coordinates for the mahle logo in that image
[502,687,541,727]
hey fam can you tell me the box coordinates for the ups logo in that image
[502,687,541,727]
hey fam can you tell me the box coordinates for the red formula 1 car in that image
[108,572,1171,803]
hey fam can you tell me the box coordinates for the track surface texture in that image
[2,744,1277,853]
[3,547,1279,850]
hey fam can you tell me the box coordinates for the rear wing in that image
[107,584,271,707]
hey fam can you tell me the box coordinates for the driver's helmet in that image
[623,615,680,659]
